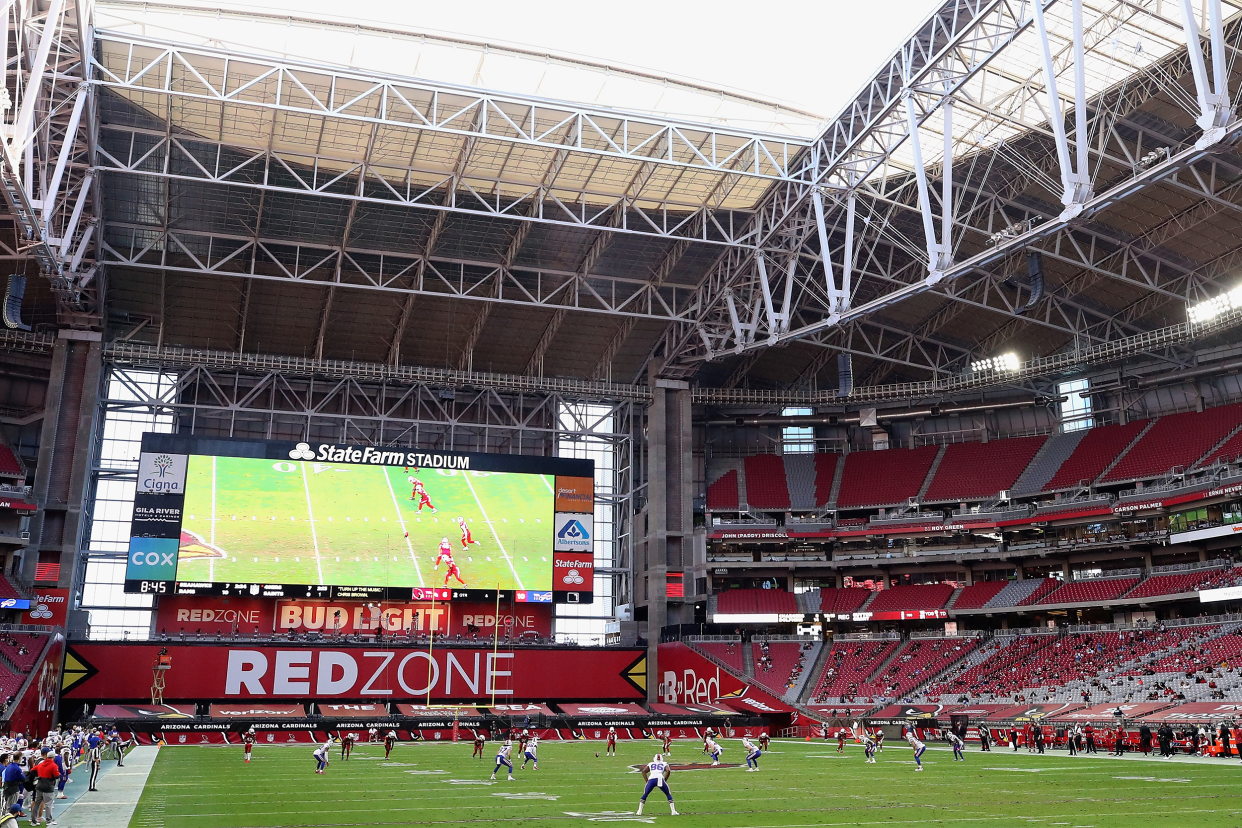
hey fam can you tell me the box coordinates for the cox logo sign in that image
[125,537,180,581]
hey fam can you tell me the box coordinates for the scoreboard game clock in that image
[124,434,594,604]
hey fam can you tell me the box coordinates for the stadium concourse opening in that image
[7,0,1242,825]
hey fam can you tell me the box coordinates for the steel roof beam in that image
[95,129,754,247]
[90,34,809,183]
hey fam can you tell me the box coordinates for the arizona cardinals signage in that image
[62,643,647,701]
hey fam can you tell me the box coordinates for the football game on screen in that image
[174,455,556,591]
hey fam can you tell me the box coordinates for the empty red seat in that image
[836,446,939,508]
[1043,421,1147,490]
[951,581,1007,610]
[923,437,1045,502]
[866,583,955,613]
[1104,404,1242,482]
[706,469,739,511]
[744,455,791,510]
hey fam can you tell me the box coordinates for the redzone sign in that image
[62,644,645,701]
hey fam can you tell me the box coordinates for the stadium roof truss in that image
[0,0,102,326]
[5,0,1242,399]
[88,29,813,327]
[655,0,1242,378]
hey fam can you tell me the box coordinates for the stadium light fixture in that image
[970,352,1020,373]
[1187,286,1242,325]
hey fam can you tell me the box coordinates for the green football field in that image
[175,455,555,590]
[127,738,1242,828]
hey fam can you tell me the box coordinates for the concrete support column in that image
[23,331,103,595]
[642,368,692,702]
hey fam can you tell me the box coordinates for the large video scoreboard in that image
[124,434,596,604]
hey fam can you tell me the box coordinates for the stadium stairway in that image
[944,585,964,610]
[1010,430,1087,495]
[785,640,823,702]
[915,444,947,500]
[1093,419,1156,483]
[798,640,836,704]
[925,639,1003,700]
[737,460,750,509]
[784,454,818,511]
[1195,423,1242,469]
[827,454,846,506]
[855,589,880,613]
[863,639,910,686]
[796,590,820,613]
[981,578,1047,608]
[742,639,755,678]
[895,637,982,700]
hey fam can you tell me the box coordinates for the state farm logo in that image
[562,569,584,585]
[29,604,52,620]
[289,442,315,460]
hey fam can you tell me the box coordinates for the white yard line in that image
[384,468,425,587]
[541,473,555,494]
[209,455,217,582]
[300,461,324,585]
[463,472,524,590]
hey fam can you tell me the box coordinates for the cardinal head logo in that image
[289,442,315,460]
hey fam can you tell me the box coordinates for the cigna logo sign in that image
[138,452,187,493]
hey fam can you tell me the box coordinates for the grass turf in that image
[176,456,555,591]
[126,738,1242,827]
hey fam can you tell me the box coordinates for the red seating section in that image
[819,587,871,615]
[715,588,798,615]
[927,635,1054,696]
[693,642,745,675]
[1144,629,1242,673]
[1104,404,1242,482]
[752,642,807,694]
[1125,571,1222,600]
[744,455,791,510]
[1039,577,1138,605]
[0,446,20,477]
[835,446,939,508]
[951,581,1007,610]
[810,640,900,701]
[1043,421,1147,490]
[813,454,838,507]
[706,470,739,511]
[865,583,955,613]
[0,576,21,602]
[1198,430,1242,468]
[923,436,1046,502]
[1016,578,1061,606]
[856,638,979,698]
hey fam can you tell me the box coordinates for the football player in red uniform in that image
[455,516,480,549]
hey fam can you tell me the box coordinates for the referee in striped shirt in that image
[86,732,102,792]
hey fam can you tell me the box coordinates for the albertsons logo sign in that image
[554,513,593,551]
[137,452,187,494]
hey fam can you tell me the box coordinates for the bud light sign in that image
[553,513,593,552]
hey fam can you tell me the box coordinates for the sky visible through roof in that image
[186,0,940,120]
